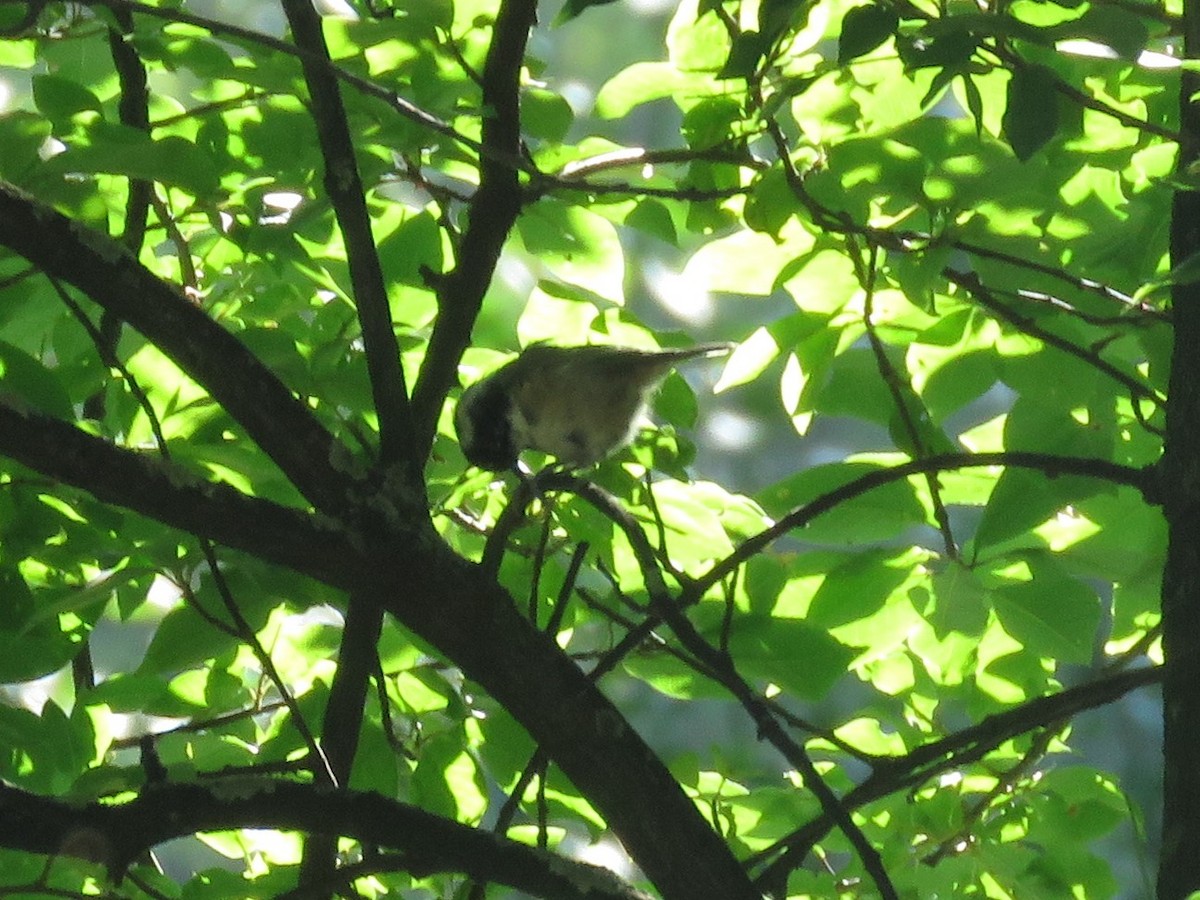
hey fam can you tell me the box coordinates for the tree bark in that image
[1159,0,1200,890]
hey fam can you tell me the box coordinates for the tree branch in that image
[0,404,759,899]
[751,665,1160,889]
[0,780,652,900]
[0,401,357,588]
[297,594,384,890]
[410,0,538,457]
[0,181,356,516]
[272,15,420,884]
[695,451,1154,594]
[1158,0,1200,883]
[546,476,899,900]
[947,269,1167,410]
[281,0,418,477]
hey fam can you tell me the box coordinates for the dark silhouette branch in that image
[1158,0,1200,884]
[0,181,357,516]
[278,7,419,883]
[952,239,1168,321]
[297,593,384,891]
[282,0,418,477]
[858,243,961,561]
[410,0,539,457]
[546,475,901,900]
[947,269,1167,411]
[0,407,759,899]
[0,780,652,900]
[0,401,358,587]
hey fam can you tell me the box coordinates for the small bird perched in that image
[455,342,732,471]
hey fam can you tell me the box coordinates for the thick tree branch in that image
[0,780,651,900]
[274,13,417,884]
[373,550,761,900]
[410,0,538,457]
[0,401,357,588]
[0,181,357,515]
[282,0,418,477]
[297,594,383,890]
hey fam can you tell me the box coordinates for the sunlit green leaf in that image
[990,558,1100,662]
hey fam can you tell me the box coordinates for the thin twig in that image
[198,540,338,786]
[695,451,1153,596]
[858,241,960,560]
[949,269,1167,410]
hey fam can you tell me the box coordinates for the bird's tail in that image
[664,341,736,360]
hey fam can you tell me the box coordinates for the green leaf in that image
[1002,64,1060,161]
[719,613,857,700]
[990,558,1099,662]
[974,469,1103,553]
[595,62,722,118]
[1152,248,1200,289]
[1053,5,1149,59]
[624,650,729,699]
[625,199,678,244]
[682,96,743,150]
[524,87,574,142]
[806,549,914,629]
[43,127,222,197]
[715,328,779,392]
[758,460,928,544]
[31,75,102,127]
[0,111,52,181]
[0,568,81,683]
[412,731,486,821]
[0,341,73,420]
[516,200,625,302]
[838,4,899,65]
[720,30,773,79]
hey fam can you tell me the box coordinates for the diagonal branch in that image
[410,0,539,457]
[0,400,358,589]
[547,475,900,900]
[751,664,1161,889]
[947,269,1167,411]
[0,409,759,899]
[282,0,418,476]
[0,180,355,516]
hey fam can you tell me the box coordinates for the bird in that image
[455,342,732,471]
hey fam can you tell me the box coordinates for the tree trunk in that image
[1159,0,1200,890]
